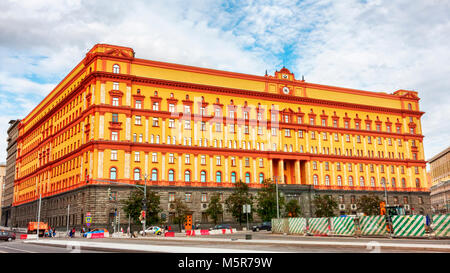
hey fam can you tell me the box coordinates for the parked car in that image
[139,226,162,236]
[210,224,232,230]
[83,228,109,238]
[0,231,16,241]
[252,222,272,232]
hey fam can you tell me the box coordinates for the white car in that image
[139,226,162,235]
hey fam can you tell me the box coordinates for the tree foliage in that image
[225,181,253,225]
[256,179,285,222]
[313,195,338,217]
[205,193,223,225]
[172,197,190,231]
[121,189,162,225]
[356,195,382,215]
[284,199,302,217]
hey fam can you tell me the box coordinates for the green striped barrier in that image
[331,217,355,236]
[392,215,425,237]
[307,217,330,235]
[431,214,449,238]
[288,218,306,234]
[271,218,284,233]
[359,215,386,236]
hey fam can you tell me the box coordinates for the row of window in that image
[311,161,421,174]
[109,167,265,184]
[312,174,422,188]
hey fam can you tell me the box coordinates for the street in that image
[7,231,449,253]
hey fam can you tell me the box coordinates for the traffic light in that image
[107,187,112,200]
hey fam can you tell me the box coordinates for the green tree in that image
[225,181,253,226]
[122,189,162,226]
[284,199,302,217]
[256,179,285,222]
[357,195,382,215]
[172,197,189,231]
[205,193,223,225]
[313,195,338,217]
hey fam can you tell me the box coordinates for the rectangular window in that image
[285,129,291,137]
[201,121,206,131]
[169,104,175,113]
[112,113,119,123]
[152,152,158,163]
[152,118,159,127]
[216,156,221,166]
[271,127,277,136]
[112,97,119,106]
[201,193,207,203]
[134,152,140,162]
[184,105,191,114]
[169,119,175,128]
[298,130,303,138]
[135,116,141,125]
[231,157,236,167]
[113,82,119,90]
[168,192,175,202]
[135,100,142,109]
[185,193,192,202]
[169,153,174,164]
[111,131,118,141]
[184,120,191,130]
[152,102,159,111]
[201,155,206,165]
[185,154,190,164]
[245,157,250,167]
[111,150,117,160]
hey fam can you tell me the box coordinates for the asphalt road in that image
[0,240,107,253]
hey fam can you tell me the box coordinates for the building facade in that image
[0,163,5,225]
[11,44,430,230]
[2,119,21,227]
[429,146,450,214]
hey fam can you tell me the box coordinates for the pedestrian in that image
[69,229,72,238]
[48,227,52,238]
[71,227,76,238]
[53,229,56,238]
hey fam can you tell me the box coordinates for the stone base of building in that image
[9,184,431,231]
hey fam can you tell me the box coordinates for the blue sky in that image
[0,0,449,163]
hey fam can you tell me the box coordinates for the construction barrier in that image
[359,215,386,236]
[307,218,330,236]
[271,218,284,233]
[431,214,449,238]
[288,218,306,235]
[164,231,175,237]
[392,215,426,238]
[188,229,236,236]
[331,217,355,236]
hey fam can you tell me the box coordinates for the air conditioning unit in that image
[351,204,357,210]
[201,203,208,210]
[404,204,410,210]
[339,204,346,210]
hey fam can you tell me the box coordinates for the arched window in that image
[348,176,354,186]
[200,171,206,183]
[134,168,140,181]
[313,174,318,185]
[168,170,175,182]
[216,171,222,183]
[370,177,376,187]
[391,178,396,188]
[151,169,158,181]
[231,172,236,183]
[113,64,120,74]
[184,170,191,182]
[337,175,342,186]
[259,173,264,184]
[110,167,117,180]
[415,178,420,188]
[245,172,251,184]
[401,178,406,188]
[381,177,386,186]
[325,175,330,186]
[359,176,365,187]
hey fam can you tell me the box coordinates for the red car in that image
[0,231,16,241]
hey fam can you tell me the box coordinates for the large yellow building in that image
[11,44,430,228]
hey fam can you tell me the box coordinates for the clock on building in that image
[282,86,290,94]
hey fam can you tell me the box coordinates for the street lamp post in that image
[273,176,282,219]
[142,174,148,236]
[35,181,42,241]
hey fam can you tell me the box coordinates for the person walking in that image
[71,227,76,238]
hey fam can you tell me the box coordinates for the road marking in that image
[0,245,36,253]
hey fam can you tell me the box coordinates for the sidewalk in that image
[24,234,450,253]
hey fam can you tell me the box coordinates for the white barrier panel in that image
[26,234,38,240]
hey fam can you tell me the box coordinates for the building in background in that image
[2,119,21,227]
[429,146,450,214]
[11,44,430,230]
[0,163,6,224]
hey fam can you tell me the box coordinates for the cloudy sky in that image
[0,0,449,164]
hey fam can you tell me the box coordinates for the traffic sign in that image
[243,204,251,213]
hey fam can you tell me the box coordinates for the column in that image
[278,159,284,183]
[295,160,301,184]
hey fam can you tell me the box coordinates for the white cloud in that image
[0,0,448,162]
